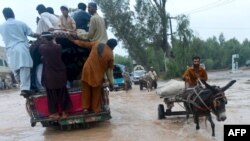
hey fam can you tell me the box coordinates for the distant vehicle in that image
[113,64,125,90]
[133,65,145,71]
[132,65,145,85]
[245,60,250,66]
[132,70,146,85]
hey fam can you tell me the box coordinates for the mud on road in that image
[0,69,250,141]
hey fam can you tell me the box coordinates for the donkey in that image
[140,74,153,92]
[183,80,236,136]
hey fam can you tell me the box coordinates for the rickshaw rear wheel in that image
[31,120,36,127]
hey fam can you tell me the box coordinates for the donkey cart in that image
[158,88,192,119]
[157,79,236,136]
[157,79,188,119]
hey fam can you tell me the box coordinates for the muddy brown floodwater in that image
[0,68,250,141]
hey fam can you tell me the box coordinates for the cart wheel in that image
[66,125,72,130]
[158,104,165,119]
[83,123,90,129]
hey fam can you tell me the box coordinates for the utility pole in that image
[163,16,177,72]
[168,16,177,59]
[168,16,177,46]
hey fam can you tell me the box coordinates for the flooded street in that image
[0,69,250,141]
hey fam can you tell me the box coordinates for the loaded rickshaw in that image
[26,31,111,129]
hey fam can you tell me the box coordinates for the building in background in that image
[0,46,13,89]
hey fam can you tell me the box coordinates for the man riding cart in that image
[139,73,153,91]
[139,67,158,91]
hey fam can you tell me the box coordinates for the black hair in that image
[60,6,68,11]
[78,3,86,11]
[192,56,200,61]
[88,2,97,10]
[107,39,117,50]
[46,7,54,14]
[36,4,46,14]
[41,32,53,41]
[2,7,14,20]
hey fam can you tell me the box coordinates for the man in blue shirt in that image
[0,7,38,98]
[73,3,91,31]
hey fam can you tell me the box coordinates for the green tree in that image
[165,15,194,78]
[95,0,169,70]
[145,0,169,56]
[95,0,147,66]
[204,37,220,69]
[240,39,250,66]
[91,1,250,78]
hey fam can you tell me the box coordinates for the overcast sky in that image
[0,0,128,56]
[166,0,249,42]
[0,0,249,56]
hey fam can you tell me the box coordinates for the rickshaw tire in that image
[31,121,36,127]
[60,125,68,130]
[84,123,91,129]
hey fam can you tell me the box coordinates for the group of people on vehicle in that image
[0,0,207,120]
[0,2,117,119]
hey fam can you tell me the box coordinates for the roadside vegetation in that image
[94,0,250,79]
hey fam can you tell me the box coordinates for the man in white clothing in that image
[59,5,76,31]
[0,7,38,97]
[87,2,108,43]
[36,4,59,34]
[34,4,60,91]
[148,67,158,89]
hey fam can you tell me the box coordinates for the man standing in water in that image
[148,66,158,89]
